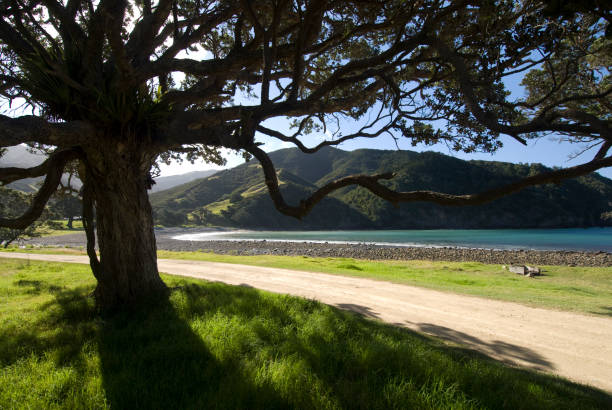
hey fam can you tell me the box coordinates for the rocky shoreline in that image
[24,231,612,267]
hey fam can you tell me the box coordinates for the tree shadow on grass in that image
[13,279,63,294]
[591,306,612,317]
[97,287,287,410]
[336,301,554,372]
[1,279,286,409]
[414,322,554,371]
[4,275,611,409]
[335,302,380,319]
[0,284,98,368]
[175,281,612,410]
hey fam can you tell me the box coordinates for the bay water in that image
[173,227,612,252]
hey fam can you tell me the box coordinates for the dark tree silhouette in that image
[0,0,610,310]
[50,194,81,229]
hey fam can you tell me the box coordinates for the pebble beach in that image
[25,229,612,267]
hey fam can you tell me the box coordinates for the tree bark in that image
[85,144,167,310]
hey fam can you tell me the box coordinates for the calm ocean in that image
[173,227,612,252]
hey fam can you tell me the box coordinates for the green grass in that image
[156,251,612,317]
[205,199,232,215]
[241,182,268,197]
[2,246,612,316]
[0,258,610,409]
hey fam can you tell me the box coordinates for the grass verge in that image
[0,258,610,409]
[2,246,611,316]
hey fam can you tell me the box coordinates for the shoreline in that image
[24,231,612,267]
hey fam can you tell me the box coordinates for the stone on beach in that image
[509,265,527,275]
[505,265,541,277]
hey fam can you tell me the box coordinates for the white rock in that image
[509,265,527,275]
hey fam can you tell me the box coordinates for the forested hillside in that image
[150,147,612,229]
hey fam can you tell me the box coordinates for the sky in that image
[2,16,609,181]
[159,122,612,178]
[158,51,612,179]
[158,74,612,179]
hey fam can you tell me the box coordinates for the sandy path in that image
[2,252,611,393]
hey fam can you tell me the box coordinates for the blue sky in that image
[160,74,612,179]
[160,118,612,179]
[2,79,604,179]
[1,44,607,180]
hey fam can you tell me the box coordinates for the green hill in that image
[150,147,612,229]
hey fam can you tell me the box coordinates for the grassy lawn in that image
[0,258,610,409]
[156,250,612,317]
[2,246,612,316]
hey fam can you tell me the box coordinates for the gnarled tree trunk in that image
[84,143,167,310]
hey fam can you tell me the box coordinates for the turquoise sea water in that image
[173,227,612,252]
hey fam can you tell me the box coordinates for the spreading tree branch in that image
[256,113,397,153]
[126,0,175,65]
[0,149,78,184]
[595,141,612,160]
[432,40,611,144]
[41,0,87,49]
[0,149,76,229]
[0,115,93,147]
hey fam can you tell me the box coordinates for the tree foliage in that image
[0,0,610,308]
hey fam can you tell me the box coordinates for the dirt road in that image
[2,252,611,393]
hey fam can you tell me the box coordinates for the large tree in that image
[0,0,610,310]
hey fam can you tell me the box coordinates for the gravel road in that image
[2,252,611,393]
